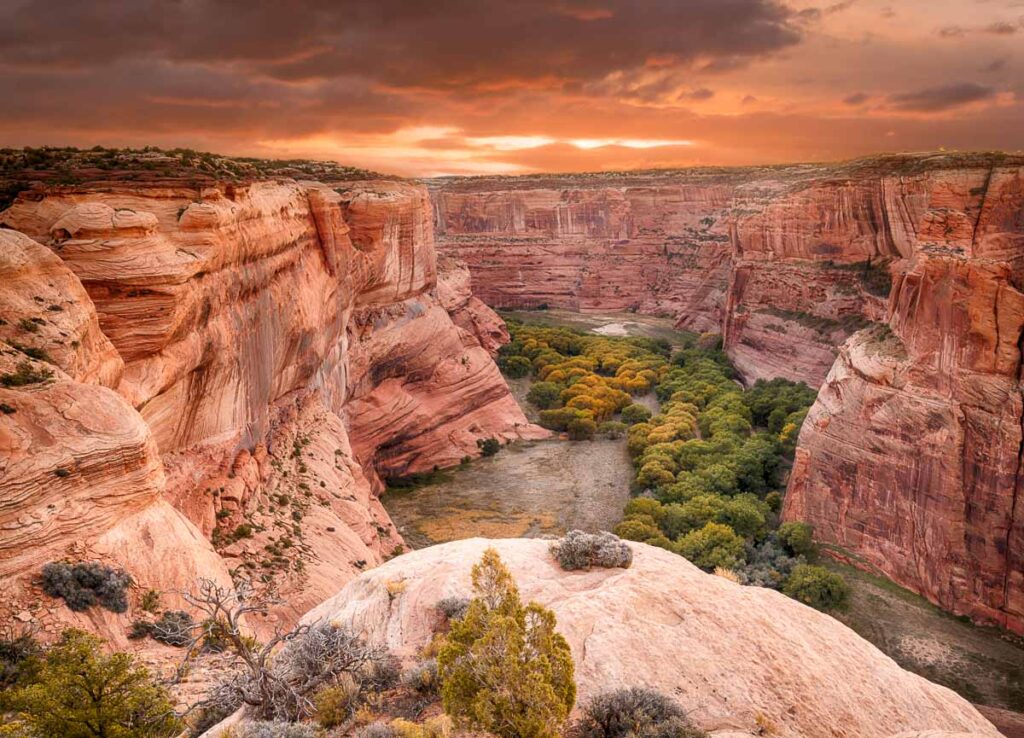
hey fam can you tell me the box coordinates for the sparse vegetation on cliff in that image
[40,561,132,613]
[0,146,385,206]
[573,687,707,738]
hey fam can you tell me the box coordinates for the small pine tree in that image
[438,549,576,738]
[2,629,182,738]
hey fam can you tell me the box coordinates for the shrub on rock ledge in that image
[40,561,132,613]
[550,530,633,571]
[573,687,707,738]
[438,548,576,738]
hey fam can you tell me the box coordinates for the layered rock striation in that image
[0,177,538,637]
[430,154,1024,387]
[785,162,1024,634]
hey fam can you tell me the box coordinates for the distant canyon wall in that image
[429,153,1024,633]
[0,179,539,639]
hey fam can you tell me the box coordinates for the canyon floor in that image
[382,309,1024,737]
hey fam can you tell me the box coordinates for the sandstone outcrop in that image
[0,176,537,637]
[301,538,999,738]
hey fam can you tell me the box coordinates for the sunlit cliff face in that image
[0,0,1021,175]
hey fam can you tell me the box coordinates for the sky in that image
[0,0,1022,176]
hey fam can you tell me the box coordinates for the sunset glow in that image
[1,0,1022,175]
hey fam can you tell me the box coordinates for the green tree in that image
[620,404,652,426]
[567,417,598,441]
[500,355,533,378]
[777,521,815,557]
[675,522,745,571]
[438,549,576,738]
[527,382,563,410]
[783,565,850,611]
[2,629,182,738]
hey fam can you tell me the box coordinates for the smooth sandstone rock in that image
[302,538,999,738]
[0,177,538,636]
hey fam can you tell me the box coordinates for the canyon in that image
[429,152,1024,635]
[0,169,541,640]
[0,149,1022,735]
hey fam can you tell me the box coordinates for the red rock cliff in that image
[431,153,1024,632]
[430,155,1023,386]
[785,162,1024,634]
[0,178,539,638]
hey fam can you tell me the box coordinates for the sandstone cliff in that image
[0,177,538,638]
[298,538,999,738]
[429,153,1024,635]
[784,161,1024,635]
[429,154,1024,387]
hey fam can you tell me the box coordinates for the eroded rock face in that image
[429,154,1024,387]
[431,155,1024,634]
[302,538,999,738]
[0,178,536,636]
[786,249,1024,635]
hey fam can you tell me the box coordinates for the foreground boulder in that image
[302,538,997,738]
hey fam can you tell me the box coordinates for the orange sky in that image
[1,0,1022,176]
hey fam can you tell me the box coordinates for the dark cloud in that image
[938,25,967,37]
[981,57,1009,72]
[0,0,802,91]
[684,88,716,101]
[843,92,870,105]
[887,82,996,112]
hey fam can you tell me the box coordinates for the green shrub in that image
[598,420,628,439]
[675,522,745,571]
[438,549,576,738]
[500,355,533,378]
[528,381,563,410]
[777,521,815,557]
[783,564,850,611]
[614,516,665,544]
[477,437,501,456]
[620,404,652,425]
[567,416,598,441]
[139,588,161,613]
[40,561,132,613]
[2,629,182,738]
[312,673,361,728]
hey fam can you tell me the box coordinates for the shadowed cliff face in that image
[0,179,540,639]
[428,153,1024,633]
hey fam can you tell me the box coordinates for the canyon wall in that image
[429,153,1024,633]
[785,163,1024,635]
[429,155,1022,386]
[0,177,539,639]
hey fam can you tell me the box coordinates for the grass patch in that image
[384,468,455,496]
